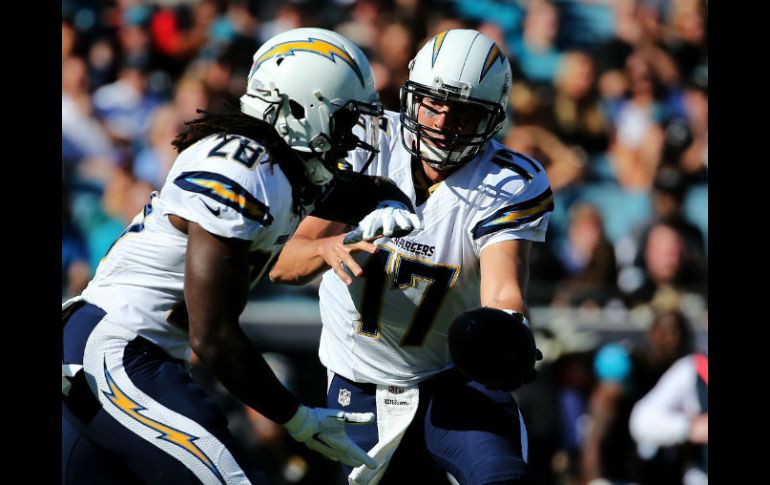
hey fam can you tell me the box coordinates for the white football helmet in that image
[240,28,382,184]
[400,29,512,170]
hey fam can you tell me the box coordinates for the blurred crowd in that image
[61,1,708,484]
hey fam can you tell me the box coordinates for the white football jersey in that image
[80,134,306,360]
[319,111,553,386]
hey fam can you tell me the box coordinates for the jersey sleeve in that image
[158,136,275,241]
[468,149,554,255]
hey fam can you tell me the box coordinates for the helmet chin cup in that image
[418,134,479,169]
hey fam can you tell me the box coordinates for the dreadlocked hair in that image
[171,104,317,216]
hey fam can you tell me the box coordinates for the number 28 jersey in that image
[80,134,304,360]
[318,111,554,386]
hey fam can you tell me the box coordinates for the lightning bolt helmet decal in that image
[250,37,365,87]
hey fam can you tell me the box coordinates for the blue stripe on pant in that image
[327,372,531,485]
[62,303,268,485]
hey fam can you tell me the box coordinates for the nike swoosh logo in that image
[202,202,221,216]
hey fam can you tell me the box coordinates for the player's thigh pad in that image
[64,303,261,485]
[424,378,530,485]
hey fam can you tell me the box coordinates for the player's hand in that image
[449,308,544,392]
[344,200,422,244]
[317,235,377,285]
[283,405,378,469]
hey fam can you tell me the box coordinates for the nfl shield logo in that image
[338,388,352,407]
[388,386,405,394]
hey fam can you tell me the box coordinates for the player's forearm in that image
[479,240,531,314]
[270,233,344,285]
[190,323,300,424]
[480,274,528,315]
[185,222,301,423]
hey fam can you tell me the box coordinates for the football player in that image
[271,29,553,484]
[61,28,422,484]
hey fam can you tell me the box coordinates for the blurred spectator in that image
[370,15,418,110]
[453,0,527,53]
[62,56,116,175]
[516,326,601,485]
[647,167,705,251]
[102,166,156,226]
[116,2,154,65]
[172,74,211,123]
[83,166,156,272]
[678,80,707,181]
[618,218,706,312]
[423,11,470,39]
[660,0,707,85]
[606,49,675,190]
[92,56,163,149]
[257,1,317,43]
[150,0,217,58]
[552,203,618,308]
[615,167,706,289]
[504,125,587,191]
[510,0,565,86]
[87,38,120,90]
[629,352,708,485]
[554,0,615,52]
[186,40,253,111]
[581,309,694,484]
[126,75,209,195]
[62,188,90,300]
[133,103,185,189]
[62,55,94,123]
[550,51,610,162]
[335,0,388,51]
[594,0,639,74]
[63,20,79,59]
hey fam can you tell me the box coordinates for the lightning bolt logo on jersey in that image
[318,111,553,386]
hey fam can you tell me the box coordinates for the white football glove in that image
[343,200,422,244]
[283,405,378,469]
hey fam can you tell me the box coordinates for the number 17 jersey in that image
[318,111,553,386]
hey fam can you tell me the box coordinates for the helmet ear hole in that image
[289,100,305,120]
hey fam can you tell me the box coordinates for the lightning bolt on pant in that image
[62,303,268,485]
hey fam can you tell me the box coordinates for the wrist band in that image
[500,309,530,327]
